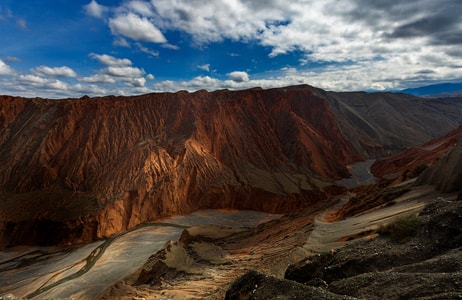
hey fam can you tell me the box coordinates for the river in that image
[0,209,280,299]
[335,159,377,188]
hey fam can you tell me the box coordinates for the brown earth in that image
[281,196,462,300]
[99,184,460,299]
[97,200,333,299]
[225,133,462,300]
[1,86,461,248]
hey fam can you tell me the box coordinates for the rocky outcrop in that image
[226,198,462,300]
[0,86,461,247]
[225,270,357,300]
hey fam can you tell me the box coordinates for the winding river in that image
[335,159,377,188]
[0,209,280,299]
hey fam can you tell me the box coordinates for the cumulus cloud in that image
[0,52,154,99]
[228,71,249,82]
[109,13,167,43]
[104,66,145,78]
[0,60,15,75]
[33,66,77,77]
[148,0,462,64]
[84,0,108,18]
[80,74,116,84]
[126,0,154,17]
[4,0,462,99]
[87,53,147,88]
[90,53,132,67]
[18,74,48,84]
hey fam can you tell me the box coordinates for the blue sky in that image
[0,0,462,98]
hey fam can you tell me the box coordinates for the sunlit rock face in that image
[0,85,460,247]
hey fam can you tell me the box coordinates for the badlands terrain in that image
[0,85,462,298]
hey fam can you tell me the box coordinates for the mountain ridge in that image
[0,85,461,247]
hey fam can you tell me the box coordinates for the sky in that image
[0,0,462,98]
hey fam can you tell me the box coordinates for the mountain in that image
[0,85,461,248]
[321,90,462,156]
[371,125,462,181]
[416,135,462,194]
[402,82,462,97]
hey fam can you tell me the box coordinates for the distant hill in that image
[402,82,462,97]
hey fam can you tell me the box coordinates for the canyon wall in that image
[0,85,460,247]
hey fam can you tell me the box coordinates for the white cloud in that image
[0,59,15,75]
[146,74,154,80]
[84,0,108,18]
[145,0,462,92]
[128,77,146,87]
[80,74,116,83]
[18,74,49,84]
[87,52,147,88]
[197,64,210,72]
[151,0,268,44]
[46,80,68,91]
[90,53,132,67]
[109,13,167,43]
[228,71,249,82]
[33,66,77,77]
[126,1,154,17]
[104,66,145,78]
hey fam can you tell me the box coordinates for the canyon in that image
[1,85,461,247]
[1,85,462,298]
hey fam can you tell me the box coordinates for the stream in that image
[335,159,377,188]
[0,209,280,299]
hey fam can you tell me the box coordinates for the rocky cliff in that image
[371,125,462,181]
[0,85,460,247]
[415,137,462,193]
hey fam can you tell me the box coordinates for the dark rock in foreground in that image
[228,197,462,299]
[225,270,357,300]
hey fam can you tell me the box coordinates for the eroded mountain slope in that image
[0,85,460,247]
[0,87,357,247]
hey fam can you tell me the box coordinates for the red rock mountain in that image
[371,125,462,180]
[0,85,460,247]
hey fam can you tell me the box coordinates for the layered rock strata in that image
[0,86,461,247]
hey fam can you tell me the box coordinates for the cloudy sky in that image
[0,0,461,98]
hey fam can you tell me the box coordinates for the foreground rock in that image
[225,270,357,300]
[238,197,462,299]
